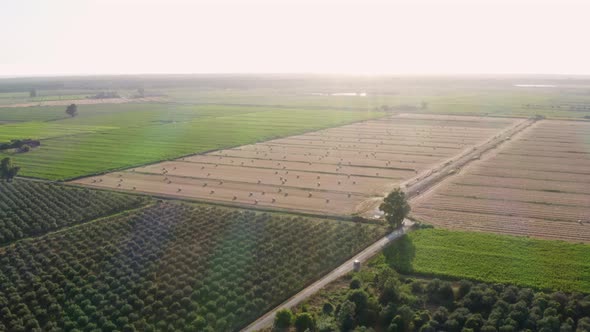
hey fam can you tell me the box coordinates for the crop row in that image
[0,180,148,246]
[412,208,590,242]
[0,203,386,331]
[386,228,590,293]
[417,195,590,223]
[440,184,590,208]
[3,109,382,180]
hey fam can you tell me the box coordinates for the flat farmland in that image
[73,114,521,215]
[2,96,166,108]
[412,120,590,242]
[1,106,383,179]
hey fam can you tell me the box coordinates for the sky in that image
[1,0,590,77]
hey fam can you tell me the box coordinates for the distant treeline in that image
[523,103,590,112]
[87,91,120,99]
[4,74,590,94]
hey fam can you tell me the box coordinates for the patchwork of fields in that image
[3,77,590,332]
[412,120,590,242]
[73,114,521,215]
[0,106,382,179]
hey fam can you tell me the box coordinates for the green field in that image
[384,228,590,293]
[166,86,590,119]
[0,202,386,331]
[0,122,115,141]
[0,105,383,180]
[0,89,131,106]
[0,103,273,123]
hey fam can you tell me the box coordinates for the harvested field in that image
[412,120,590,242]
[73,114,521,215]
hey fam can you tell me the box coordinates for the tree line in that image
[279,263,590,332]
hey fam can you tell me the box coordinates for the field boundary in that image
[65,181,370,222]
[47,114,387,182]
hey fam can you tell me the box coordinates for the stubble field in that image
[412,120,590,242]
[73,114,521,215]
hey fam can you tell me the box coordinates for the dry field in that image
[412,120,590,242]
[72,114,520,215]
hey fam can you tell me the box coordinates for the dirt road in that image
[242,220,414,332]
[403,118,536,200]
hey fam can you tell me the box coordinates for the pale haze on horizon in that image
[1,0,590,77]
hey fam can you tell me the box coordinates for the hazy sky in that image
[1,0,589,76]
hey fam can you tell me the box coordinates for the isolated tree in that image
[30,88,37,98]
[0,157,20,182]
[379,188,411,229]
[138,87,145,97]
[65,104,78,117]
